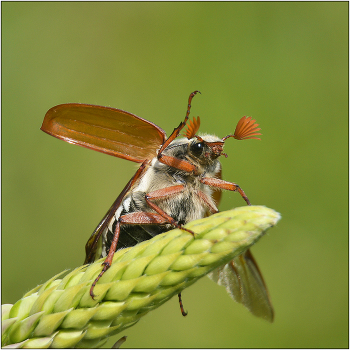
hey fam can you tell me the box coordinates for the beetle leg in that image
[146,184,186,200]
[90,220,121,299]
[157,91,200,174]
[145,185,194,235]
[200,177,251,205]
[157,154,198,174]
[157,91,200,155]
[195,190,219,214]
[90,211,174,299]
[178,293,187,316]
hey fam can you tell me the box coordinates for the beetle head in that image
[184,115,261,159]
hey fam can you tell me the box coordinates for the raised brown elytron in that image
[41,92,273,321]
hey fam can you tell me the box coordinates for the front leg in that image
[200,177,251,205]
[157,90,200,155]
[157,153,198,174]
[156,91,201,175]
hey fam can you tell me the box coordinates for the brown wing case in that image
[41,104,166,162]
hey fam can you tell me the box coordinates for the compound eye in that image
[191,142,204,157]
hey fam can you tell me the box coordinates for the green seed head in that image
[2,206,280,348]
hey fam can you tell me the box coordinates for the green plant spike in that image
[2,205,280,348]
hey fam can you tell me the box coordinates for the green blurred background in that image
[2,2,348,348]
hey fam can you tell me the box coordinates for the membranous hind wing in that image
[208,249,274,322]
[41,103,166,162]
